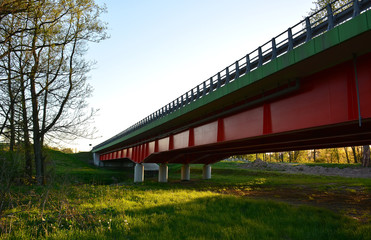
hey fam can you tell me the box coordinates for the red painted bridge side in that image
[100,52,371,164]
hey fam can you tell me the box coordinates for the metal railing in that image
[94,0,371,150]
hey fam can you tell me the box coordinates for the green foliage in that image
[233,146,366,165]
[43,149,130,185]
[308,0,353,24]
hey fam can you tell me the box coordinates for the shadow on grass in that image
[123,195,368,240]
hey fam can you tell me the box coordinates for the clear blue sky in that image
[75,0,315,151]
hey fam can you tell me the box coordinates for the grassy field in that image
[1,150,371,239]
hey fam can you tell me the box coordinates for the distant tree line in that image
[233,146,370,166]
[0,0,107,184]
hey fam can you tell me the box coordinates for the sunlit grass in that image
[5,185,368,240]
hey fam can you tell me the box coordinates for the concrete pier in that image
[181,164,190,181]
[203,164,211,179]
[134,163,144,183]
[158,163,168,182]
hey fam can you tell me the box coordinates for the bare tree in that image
[0,0,107,184]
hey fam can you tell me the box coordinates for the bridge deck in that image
[94,7,371,156]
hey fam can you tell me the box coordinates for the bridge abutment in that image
[158,163,168,182]
[134,163,144,183]
[93,153,103,167]
[181,164,190,181]
[203,164,211,179]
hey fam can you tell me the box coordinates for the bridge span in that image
[93,0,371,182]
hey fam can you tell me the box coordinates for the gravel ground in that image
[238,158,371,178]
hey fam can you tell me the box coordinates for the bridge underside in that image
[144,119,371,164]
[99,51,371,165]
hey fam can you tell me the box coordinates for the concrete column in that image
[93,153,100,166]
[203,164,211,179]
[158,163,168,183]
[181,164,190,181]
[134,163,144,183]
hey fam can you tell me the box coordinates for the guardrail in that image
[94,0,371,151]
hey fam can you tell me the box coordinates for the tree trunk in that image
[335,149,340,163]
[6,40,15,151]
[362,145,370,167]
[293,151,300,162]
[351,146,358,163]
[20,73,32,179]
[30,76,44,185]
[344,147,350,164]
[357,146,362,164]
[30,28,44,185]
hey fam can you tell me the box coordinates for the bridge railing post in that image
[271,38,277,60]
[245,54,250,74]
[181,95,184,107]
[202,81,207,97]
[209,77,214,93]
[258,47,263,67]
[234,61,240,80]
[225,67,230,85]
[305,17,312,42]
[217,72,221,89]
[170,102,174,113]
[287,28,293,51]
[353,0,360,17]
[196,85,200,99]
[327,3,334,30]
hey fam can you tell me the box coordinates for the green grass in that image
[304,162,362,169]
[1,150,370,239]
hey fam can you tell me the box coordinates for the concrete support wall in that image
[181,164,190,181]
[93,153,102,166]
[158,163,168,182]
[134,163,144,183]
[203,164,211,179]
